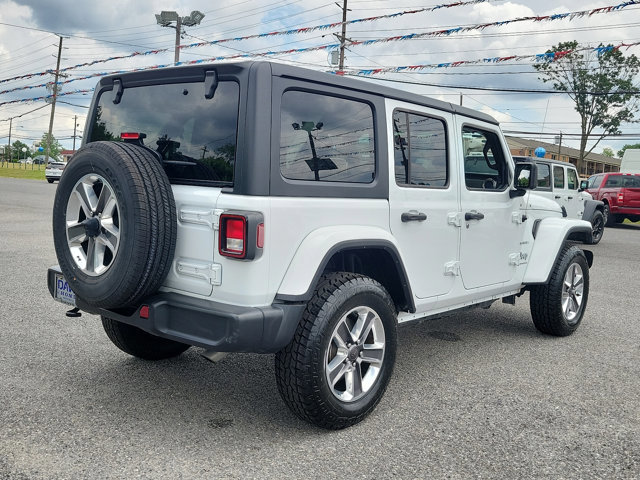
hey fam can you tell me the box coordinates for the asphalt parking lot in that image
[1,176,638,479]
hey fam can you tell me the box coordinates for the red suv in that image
[582,173,640,226]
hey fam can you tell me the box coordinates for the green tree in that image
[40,133,63,160]
[601,147,614,157]
[618,143,640,158]
[11,140,30,162]
[534,41,640,163]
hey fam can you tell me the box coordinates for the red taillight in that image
[618,192,624,203]
[219,214,247,258]
[120,132,140,140]
[139,305,149,319]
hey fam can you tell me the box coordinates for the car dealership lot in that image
[0,177,638,479]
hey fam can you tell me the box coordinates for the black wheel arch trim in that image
[275,240,416,313]
[581,199,604,222]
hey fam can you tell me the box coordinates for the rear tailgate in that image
[162,185,223,296]
[621,175,640,208]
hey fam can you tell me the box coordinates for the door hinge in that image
[179,208,224,230]
[444,261,460,276]
[176,260,222,285]
[447,212,462,228]
[511,211,526,224]
[509,252,528,266]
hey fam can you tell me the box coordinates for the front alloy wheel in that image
[561,263,585,324]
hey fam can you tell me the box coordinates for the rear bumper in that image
[47,266,305,353]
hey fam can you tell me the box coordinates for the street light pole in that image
[155,10,205,66]
[174,16,182,64]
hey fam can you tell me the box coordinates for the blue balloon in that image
[534,147,546,158]
[38,146,44,152]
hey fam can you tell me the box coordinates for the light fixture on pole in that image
[155,10,205,65]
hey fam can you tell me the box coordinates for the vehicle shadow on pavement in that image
[61,304,544,434]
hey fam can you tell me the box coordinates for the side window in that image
[393,110,447,187]
[589,175,603,188]
[462,126,509,190]
[623,176,640,187]
[604,176,621,187]
[536,164,551,189]
[280,90,375,183]
[553,166,565,189]
[567,168,578,190]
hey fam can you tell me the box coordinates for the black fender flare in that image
[581,199,604,222]
[275,239,415,313]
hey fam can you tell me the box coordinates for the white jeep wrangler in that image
[48,62,593,429]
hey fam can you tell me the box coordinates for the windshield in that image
[89,80,239,186]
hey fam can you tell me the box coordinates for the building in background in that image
[506,136,620,177]
[60,150,77,162]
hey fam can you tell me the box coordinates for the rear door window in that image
[536,164,551,189]
[553,166,565,189]
[279,90,375,183]
[90,80,239,186]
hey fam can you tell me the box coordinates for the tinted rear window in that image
[90,81,239,186]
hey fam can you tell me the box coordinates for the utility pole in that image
[338,0,348,70]
[72,115,78,151]
[45,36,63,164]
[557,132,563,157]
[459,94,463,106]
[7,117,12,164]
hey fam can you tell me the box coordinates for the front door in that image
[458,123,525,289]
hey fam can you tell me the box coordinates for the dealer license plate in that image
[54,273,76,306]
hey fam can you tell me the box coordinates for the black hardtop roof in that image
[97,61,498,125]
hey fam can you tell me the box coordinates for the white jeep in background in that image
[513,156,605,244]
[48,62,593,429]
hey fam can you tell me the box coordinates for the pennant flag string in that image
[0,0,491,87]
[1,0,638,89]
[334,41,640,76]
[3,41,639,107]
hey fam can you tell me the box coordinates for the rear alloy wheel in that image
[275,273,397,429]
[588,210,604,244]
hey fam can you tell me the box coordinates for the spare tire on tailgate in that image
[52,141,177,309]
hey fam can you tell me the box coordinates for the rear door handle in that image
[401,211,427,222]
[465,211,485,221]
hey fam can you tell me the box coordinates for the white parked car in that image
[45,161,66,183]
[48,62,594,429]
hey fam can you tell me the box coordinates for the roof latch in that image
[204,70,218,99]
[112,79,124,104]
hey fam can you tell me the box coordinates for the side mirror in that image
[514,163,533,189]
[579,180,588,191]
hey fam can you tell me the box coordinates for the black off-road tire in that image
[52,141,176,309]
[588,210,604,244]
[529,244,589,336]
[47,179,54,184]
[603,203,615,227]
[102,317,189,360]
[275,273,397,429]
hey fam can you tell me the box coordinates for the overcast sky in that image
[1,0,639,154]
